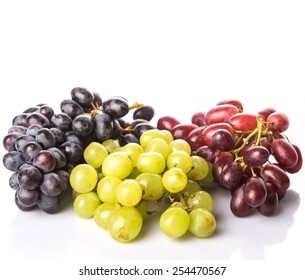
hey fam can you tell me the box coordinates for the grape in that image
[118,133,139,145]
[285,144,303,173]
[59,141,83,163]
[228,113,257,132]
[186,126,206,150]
[12,113,28,127]
[243,145,270,166]
[159,206,190,238]
[15,135,35,151]
[212,129,235,151]
[72,114,94,136]
[230,184,253,217]
[204,104,239,125]
[216,99,243,112]
[3,151,25,172]
[202,123,234,148]
[54,170,70,191]
[144,138,170,159]
[37,193,60,214]
[212,152,234,183]
[115,179,142,207]
[167,150,193,173]
[36,128,56,148]
[191,111,206,126]
[40,172,63,197]
[267,112,289,132]
[168,139,191,155]
[83,142,108,168]
[71,87,95,107]
[102,96,129,119]
[195,145,219,163]
[270,139,298,168]
[133,105,154,121]
[243,177,267,207]
[26,124,42,137]
[108,206,143,242]
[188,208,216,237]
[97,176,122,203]
[139,129,166,148]
[171,123,198,140]
[258,108,276,121]
[182,180,202,197]
[132,123,156,139]
[94,203,121,229]
[17,164,42,190]
[157,116,180,131]
[257,183,279,216]
[102,152,133,179]
[70,164,98,193]
[93,112,114,142]
[8,125,27,134]
[219,161,243,190]
[48,147,67,169]
[26,112,50,127]
[73,192,101,218]
[162,168,188,193]
[9,173,19,190]
[50,113,72,132]
[102,139,120,154]
[3,133,20,151]
[16,187,39,207]
[120,143,144,167]
[136,152,165,174]
[60,99,84,119]
[187,155,209,181]
[187,191,214,212]
[135,173,164,201]
[38,105,54,120]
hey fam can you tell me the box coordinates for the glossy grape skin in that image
[21,141,42,163]
[93,112,114,142]
[102,96,129,119]
[16,187,39,207]
[260,164,290,193]
[212,129,235,151]
[162,168,188,193]
[243,177,267,207]
[133,105,154,121]
[195,146,219,163]
[201,123,234,148]
[60,99,84,119]
[73,192,101,218]
[267,112,289,132]
[48,147,67,169]
[133,123,156,139]
[9,173,19,190]
[40,172,64,197]
[157,116,180,131]
[72,114,94,136]
[212,152,235,183]
[8,125,27,135]
[71,87,95,107]
[38,105,54,120]
[26,112,50,127]
[216,99,243,112]
[243,146,270,166]
[94,203,121,230]
[270,139,298,168]
[285,144,303,173]
[228,113,257,132]
[186,126,206,150]
[3,151,25,172]
[102,152,133,179]
[15,135,35,151]
[37,193,60,214]
[171,123,198,140]
[219,161,243,190]
[50,113,72,132]
[258,108,276,121]
[257,183,279,216]
[188,208,216,237]
[191,111,206,126]
[136,152,166,174]
[204,104,239,125]
[36,128,56,149]
[17,164,42,190]
[230,184,253,217]
[3,133,19,151]
[70,164,98,193]
[135,173,164,201]
[187,191,214,212]
[115,179,142,207]
[59,141,83,163]
[26,124,42,137]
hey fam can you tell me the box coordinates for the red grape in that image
[157,116,180,131]
[243,146,270,166]
[171,123,198,140]
[257,183,279,216]
[191,111,206,126]
[270,139,298,168]
[212,129,235,151]
[186,126,207,150]
[195,146,219,163]
[204,104,239,125]
[267,112,289,132]
[230,184,253,217]
[216,99,243,112]
[243,177,267,207]
[258,108,276,121]
[228,113,257,132]
[285,144,303,173]
[202,123,234,148]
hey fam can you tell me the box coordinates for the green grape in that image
[159,206,190,238]
[83,142,108,168]
[136,200,148,219]
[161,130,174,144]
[182,180,202,198]
[187,191,214,212]
[73,192,101,218]
[162,167,187,193]
[167,150,193,173]
[115,179,143,207]
[102,139,120,154]
[70,164,98,193]
[94,202,121,229]
[136,152,166,174]
[140,129,166,148]
[120,143,144,167]
[198,162,214,184]
[168,139,191,155]
[187,155,209,181]
[102,152,133,179]
[97,176,122,203]
[108,206,143,242]
[145,138,170,159]
[127,167,142,179]
[135,173,164,201]
[188,208,216,238]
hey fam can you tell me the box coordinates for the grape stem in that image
[129,102,144,110]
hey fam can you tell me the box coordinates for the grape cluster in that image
[157,99,302,217]
[2,87,157,214]
[70,129,216,242]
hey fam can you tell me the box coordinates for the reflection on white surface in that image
[8,185,300,260]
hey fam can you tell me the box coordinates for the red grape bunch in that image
[157,99,302,217]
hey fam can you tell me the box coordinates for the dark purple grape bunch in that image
[157,100,302,217]
[3,87,156,214]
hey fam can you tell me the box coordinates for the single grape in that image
[187,155,209,181]
[139,129,166,148]
[70,164,98,193]
[219,161,243,189]
[159,206,190,238]
[166,150,193,173]
[94,203,121,229]
[243,145,270,166]
[37,193,60,214]
[187,191,214,212]
[188,208,216,238]
[195,145,219,163]
[26,112,50,127]
[72,114,94,136]
[73,192,101,218]
[186,126,206,151]
[48,147,67,169]
[201,123,234,148]
[267,112,289,132]
[93,112,114,142]
[38,105,54,120]
[133,105,154,121]
[243,177,267,207]
[145,138,170,159]
[230,184,253,217]
[71,87,95,107]
[212,129,235,151]
[136,152,166,174]
[3,151,25,172]
[120,143,144,167]
[84,142,108,168]
[102,152,133,179]
[171,123,198,140]
[97,176,122,203]
[9,173,19,190]
[204,104,239,125]
[15,135,35,151]
[270,139,298,168]
[108,206,143,242]
[59,141,83,163]
[115,179,142,207]
[40,172,63,197]
[17,164,42,190]
[191,111,206,126]
[285,144,303,173]
[50,113,72,132]
[16,187,39,207]
[8,125,27,135]
[168,139,191,155]
[60,99,84,119]
[216,99,243,112]
[162,168,188,193]
[257,183,279,216]
[3,133,20,152]
[157,116,180,131]
[102,96,129,119]
[102,139,120,154]
[228,113,257,132]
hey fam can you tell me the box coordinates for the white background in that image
[0,1,304,279]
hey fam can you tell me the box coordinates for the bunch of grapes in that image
[157,99,302,217]
[2,87,158,214]
[70,129,216,242]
